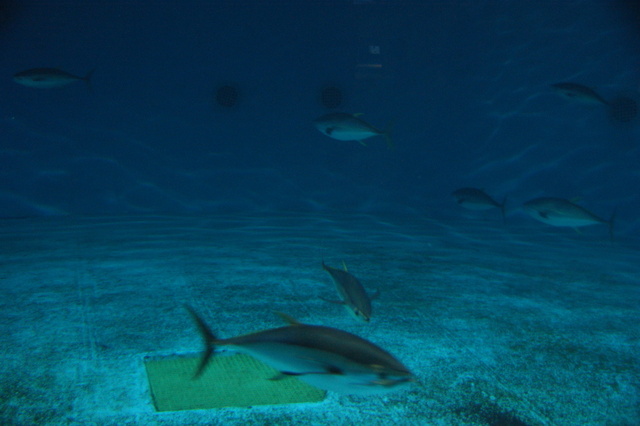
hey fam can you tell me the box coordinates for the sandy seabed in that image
[0,213,638,425]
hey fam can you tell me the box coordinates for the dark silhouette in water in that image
[320,85,344,109]
[215,84,240,108]
[0,0,18,30]
[609,96,638,123]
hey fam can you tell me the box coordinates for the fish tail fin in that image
[608,209,617,243]
[83,68,96,91]
[383,121,395,149]
[184,305,217,379]
[500,196,508,225]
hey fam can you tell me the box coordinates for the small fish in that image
[452,187,506,223]
[321,261,374,322]
[551,82,609,105]
[523,197,615,240]
[13,68,94,89]
[185,306,414,395]
[314,112,394,148]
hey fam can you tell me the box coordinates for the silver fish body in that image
[13,68,93,89]
[322,261,372,322]
[523,197,606,227]
[452,187,506,223]
[523,197,615,241]
[314,112,393,148]
[186,307,413,395]
[551,82,609,105]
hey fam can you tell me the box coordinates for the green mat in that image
[144,353,326,411]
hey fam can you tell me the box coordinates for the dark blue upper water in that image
[1,1,639,233]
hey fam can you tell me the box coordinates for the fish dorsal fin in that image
[353,113,364,117]
[341,260,349,272]
[275,311,302,326]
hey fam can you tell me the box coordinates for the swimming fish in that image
[186,306,414,395]
[314,112,394,148]
[13,68,94,89]
[551,82,609,105]
[452,187,506,223]
[522,197,614,240]
[321,261,374,322]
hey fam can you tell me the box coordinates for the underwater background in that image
[1,1,639,425]
[2,0,640,222]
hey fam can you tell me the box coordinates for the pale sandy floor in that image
[0,214,638,425]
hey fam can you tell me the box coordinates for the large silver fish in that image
[551,82,609,105]
[186,306,414,395]
[452,187,506,223]
[321,261,374,323]
[13,68,94,89]
[523,197,614,239]
[314,112,393,148]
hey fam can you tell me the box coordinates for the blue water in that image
[1,1,639,424]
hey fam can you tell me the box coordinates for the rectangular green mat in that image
[144,353,326,411]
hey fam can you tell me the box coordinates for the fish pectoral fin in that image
[319,296,345,305]
[271,365,343,380]
[269,372,300,381]
[358,140,368,147]
[269,371,327,381]
[324,364,344,375]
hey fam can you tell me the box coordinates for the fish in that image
[314,112,394,148]
[185,306,414,395]
[13,68,94,89]
[522,197,615,240]
[452,187,506,223]
[551,82,609,105]
[321,260,374,322]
